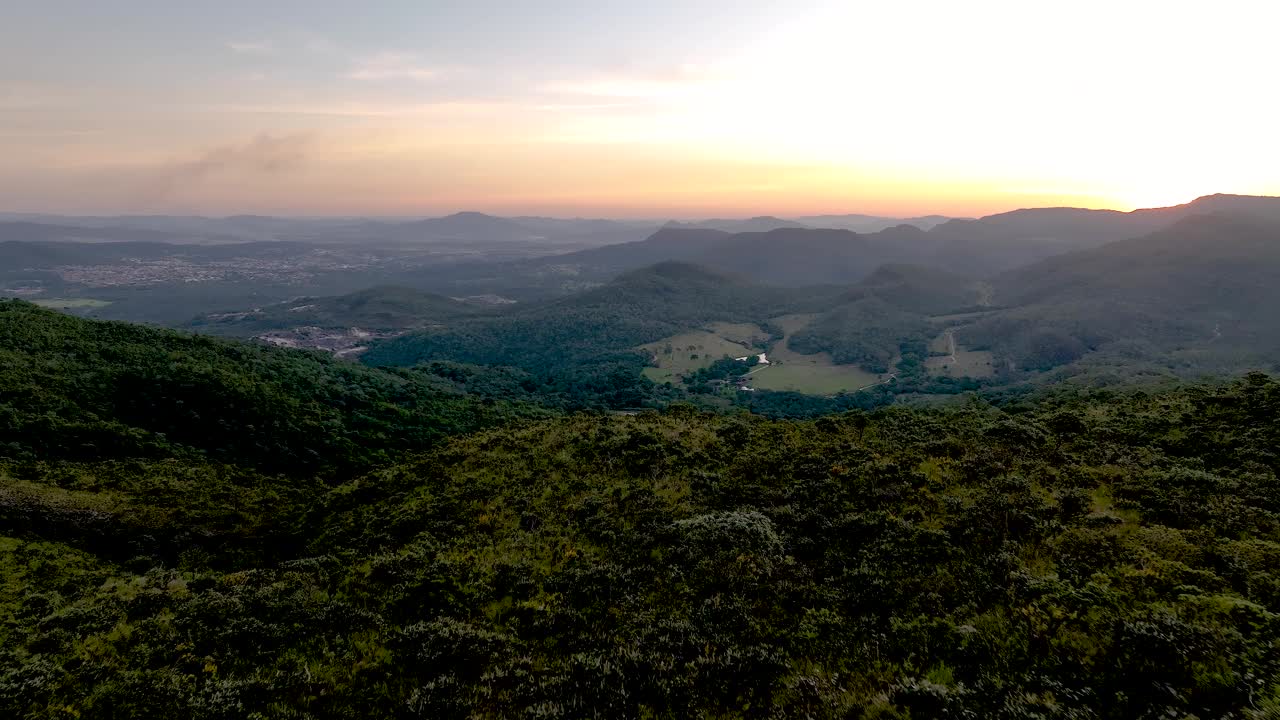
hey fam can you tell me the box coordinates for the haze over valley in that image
[7,194,1278,407]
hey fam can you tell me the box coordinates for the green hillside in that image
[785,265,984,378]
[961,214,1280,374]
[358,261,1001,409]
[361,262,842,407]
[0,300,541,478]
[842,263,986,315]
[189,285,483,337]
[3,316,1280,716]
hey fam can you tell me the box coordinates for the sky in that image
[1,0,1277,218]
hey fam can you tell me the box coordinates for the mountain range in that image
[8,193,1280,401]
[355,200,1280,398]
[0,209,948,248]
[505,194,1280,288]
[5,198,1280,716]
[961,212,1280,372]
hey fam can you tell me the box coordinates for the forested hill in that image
[188,284,483,337]
[3,330,1280,716]
[959,213,1280,373]
[837,263,983,315]
[993,213,1280,312]
[360,262,841,406]
[476,194,1280,291]
[0,299,543,478]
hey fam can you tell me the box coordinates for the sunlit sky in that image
[2,0,1277,218]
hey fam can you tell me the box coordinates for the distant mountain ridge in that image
[514,194,1280,287]
[958,212,1280,373]
[0,210,941,247]
[8,195,1274,250]
[15,194,1280,389]
[392,212,539,242]
[663,216,810,233]
[360,261,842,380]
[362,199,1280,395]
[794,213,954,232]
[0,221,247,246]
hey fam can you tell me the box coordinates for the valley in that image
[641,314,887,395]
[9,195,1279,412]
[925,328,997,378]
[8,3,1280,715]
[4,296,1280,717]
[5,196,1280,718]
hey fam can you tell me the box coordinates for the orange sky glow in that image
[2,0,1276,218]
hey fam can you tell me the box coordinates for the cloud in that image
[137,133,311,200]
[342,52,443,82]
[227,40,275,55]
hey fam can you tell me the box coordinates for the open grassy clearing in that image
[765,315,875,371]
[924,329,996,378]
[764,315,829,366]
[705,321,771,346]
[746,313,883,394]
[747,363,882,394]
[924,350,996,377]
[31,298,113,309]
[768,313,819,335]
[928,331,953,355]
[639,329,759,379]
[642,366,677,384]
[641,314,888,394]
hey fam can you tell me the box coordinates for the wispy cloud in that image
[227,40,275,55]
[342,52,443,82]
[137,133,311,200]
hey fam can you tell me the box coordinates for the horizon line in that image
[3,192,1273,224]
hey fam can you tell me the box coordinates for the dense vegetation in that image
[789,297,928,373]
[362,263,839,408]
[5,200,1280,717]
[118,205,1278,418]
[3,298,1280,717]
[962,214,1280,375]
[762,265,987,385]
[0,300,542,479]
[356,262,993,411]
[188,285,484,337]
